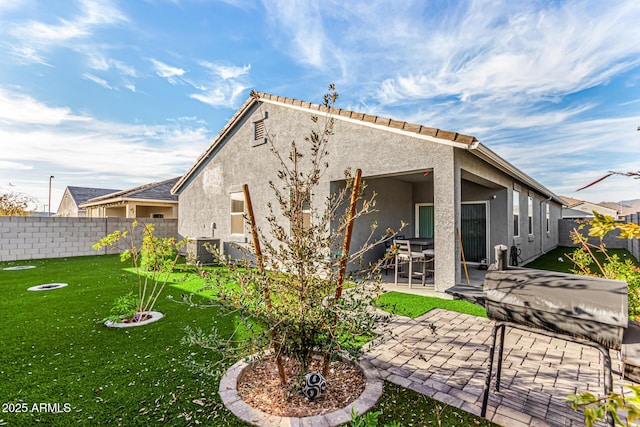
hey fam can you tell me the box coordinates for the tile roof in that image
[83,177,181,205]
[255,92,478,145]
[67,186,121,206]
[172,91,478,195]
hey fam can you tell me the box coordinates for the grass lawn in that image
[524,246,640,273]
[0,255,495,426]
[377,291,487,318]
[372,382,496,426]
[0,255,250,426]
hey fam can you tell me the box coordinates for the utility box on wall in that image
[186,238,220,265]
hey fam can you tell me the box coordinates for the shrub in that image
[182,85,404,389]
[93,221,186,323]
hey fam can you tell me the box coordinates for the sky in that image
[1,0,639,213]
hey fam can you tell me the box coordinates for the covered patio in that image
[334,168,507,293]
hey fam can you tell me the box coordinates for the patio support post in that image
[433,149,460,291]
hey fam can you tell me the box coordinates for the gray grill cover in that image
[484,270,628,350]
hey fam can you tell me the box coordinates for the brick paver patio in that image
[364,308,628,427]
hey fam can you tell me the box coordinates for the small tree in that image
[0,191,35,216]
[566,213,640,425]
[94,220,186,323]
[183,85,403,389]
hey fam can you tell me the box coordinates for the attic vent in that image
[254,119,266,142]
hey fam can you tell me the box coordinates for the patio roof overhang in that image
[467,143,564,205]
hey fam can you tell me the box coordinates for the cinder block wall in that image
[558,214,639,260]
[0,217,179,262]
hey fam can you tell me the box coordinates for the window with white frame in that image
[513,190,520,237]
[546,203,550,233]
[528,196,534,235]
[290,191,311,232]
[230,192,245,235]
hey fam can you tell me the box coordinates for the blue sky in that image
[1,0,639,212]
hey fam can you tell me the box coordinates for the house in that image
[79,177,180,219]
[172,92,564,292]
[561,196,618,219]
[56,186,121,217]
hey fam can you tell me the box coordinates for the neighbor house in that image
[172,92,564,291]
[56,186,121,217]
[561,196,618,219]
[79,177,180,219]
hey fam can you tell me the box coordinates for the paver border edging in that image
[104,311,164,328]
[219,356,383,427]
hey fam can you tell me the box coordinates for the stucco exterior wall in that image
[56,190,79,217]
[330,177,414,270]
[178,102,453,238]
[455,150,560,265]
[0,217,179,262]
[177,100,561,289]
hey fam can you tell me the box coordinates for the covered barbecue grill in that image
[448,268,628,426]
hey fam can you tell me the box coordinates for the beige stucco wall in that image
[56,190,79,217]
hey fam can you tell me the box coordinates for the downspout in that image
[541,196,552,254]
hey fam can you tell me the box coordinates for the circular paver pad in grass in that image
[27,283,68,291]
[3,265,36,271]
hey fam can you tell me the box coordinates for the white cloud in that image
[0,0,26,10]
[82,73,113,90]
[188,61,251,108]
[0,88,211,207]
[150,58,186,85]
[200,62,250,80]
[0,160,32,170]
[263,0,335,69]
[7,0,127,64]
[9,46,52,66]
[0,88,91,125]
[372,1,640,107]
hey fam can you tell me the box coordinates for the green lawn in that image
[377,291,487,318]
[524,246,640,273]
[0,255,249,426]
[0,255,495,426]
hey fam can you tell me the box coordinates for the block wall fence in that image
[0,217,179,262]
[1,215,638,263]
[558,212,640,260]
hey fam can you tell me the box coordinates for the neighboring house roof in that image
[559,195,618,217]
[172,91,563,204]
[80,177,180,208]
[562,208,596,219]
[66,186,121,207]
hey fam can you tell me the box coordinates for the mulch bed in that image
[237,355,366,417]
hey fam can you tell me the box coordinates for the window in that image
[546,203,550,233]
[290,191,311,231]
[230,192,245,235]
[528,196,533,235]
[302,198,311,230]
[513,191,520,237]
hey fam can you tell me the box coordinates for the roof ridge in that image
[85,176,181,203]
[172,90,479,195]
[254,91,477,145]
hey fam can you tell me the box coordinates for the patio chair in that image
[381,235,404,275]
[422,248,435,278]
[394,239,427,288]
